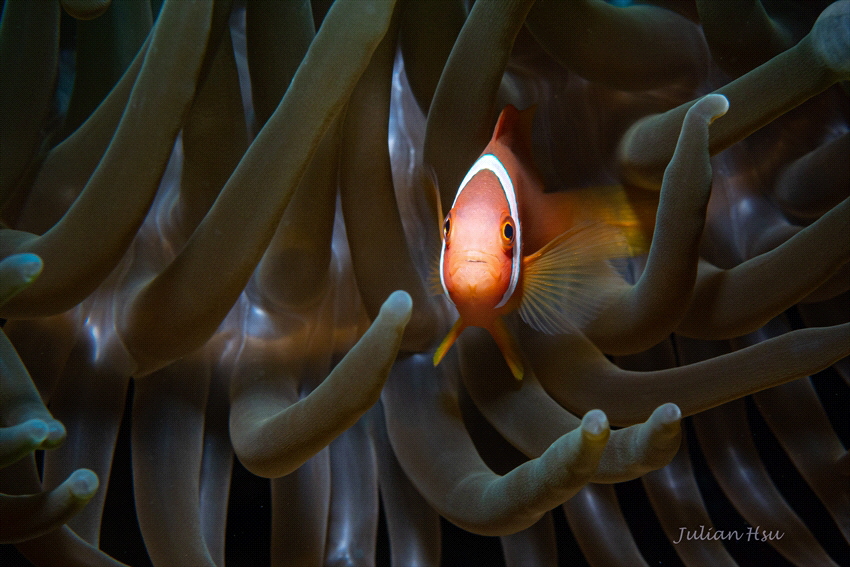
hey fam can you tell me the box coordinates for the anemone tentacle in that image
[1,0,848,565]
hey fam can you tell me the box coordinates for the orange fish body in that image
[434,105,651,380]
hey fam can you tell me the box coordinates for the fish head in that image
[439,160,521,324]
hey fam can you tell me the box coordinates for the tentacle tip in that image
[811,0,850,77]
[61,0,111,21]
[67,469,99,499]
[700,94,729,123]
[0,254,44,300]
[655,402,682,425]
[13,253,44,282]
[382,290,413,324]
[581,409,610,440]
[45,420,67,446]
[22,419,49,444]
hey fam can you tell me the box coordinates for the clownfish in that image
[433,105,654,380]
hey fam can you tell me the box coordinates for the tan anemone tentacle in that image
[229,84,344,562]
[131,357,216,567]
[13,526,128,566]
[198,355,233,567]
[524,321,850,427]
[398,0,466,114]
[230,290,412,479]
[458,326,682,483]
[774,131,850,222]
[695,0,795,78]
[323,272,384,566]
[736,321,850,543]
[15,35,149,235]
[30,19,244,553]
[0,323,65,466]
[0,316,77,457]
[798,292,850,385]
[245,0,316,131]
[0,310,101,549]
[1,456,123,565]
[118,0,397,376]
[585,94,730,355]
[0,255,65,455]
[562,484,648,566]
[340,7,438,353]
[619,0,850,190]
[382,352,610,536]
[525,0,708,91]
[325,415,380,566]
[0,468,99,544]
[641,439,738,566]
[0,419,49,470]
[39,344,129,546]
[372,400,442,566]
[0,253,43,326]
[499,513,558,567]
[694,399,840,564]
[265,126,341,564]
[177,16,247,241]
[59,0,153,139]
[0,0,59,207]
[271,447,330,567]
[60,0,111,21]
[424,0,536,213]
[0,0,214,319]
[20,0,232,235]
[677,198,849,339]
[675,332,840,564]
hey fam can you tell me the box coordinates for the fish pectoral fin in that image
[519,222,628,335]
[487,318,524,381]
[433,318,466,367]
[428,250,445,296]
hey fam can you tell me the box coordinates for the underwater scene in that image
[1,0,848,565]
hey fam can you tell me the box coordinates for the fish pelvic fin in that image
[519,222,629,335]
[433,318,466,367]
[487,318,524,381]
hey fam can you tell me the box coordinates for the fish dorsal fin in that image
[519,223,629,335]
[492,104,537,165]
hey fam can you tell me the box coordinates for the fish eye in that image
[501,218,515,246]
[443,216,451,239]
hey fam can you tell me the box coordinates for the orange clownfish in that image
[433,105,652,380]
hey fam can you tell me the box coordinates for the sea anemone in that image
[1,0,848,565]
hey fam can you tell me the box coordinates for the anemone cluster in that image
[1,0,848,565]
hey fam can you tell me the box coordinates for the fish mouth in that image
[446,250,505,306]
[449,251,501,278]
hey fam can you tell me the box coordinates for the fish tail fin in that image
[519,222,629,335]
[433,318,466,367]
[487,318,524,381]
